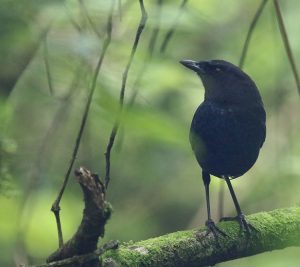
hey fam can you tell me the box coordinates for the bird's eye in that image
[215,67,221,72]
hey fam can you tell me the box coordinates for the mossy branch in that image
[103,206,300,267]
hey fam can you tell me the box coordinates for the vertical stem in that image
[273,0,300,96]
[239,0,269,68]
[104,0,148,189]
[43,37,54,96]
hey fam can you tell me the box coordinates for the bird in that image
[180,59,266,236]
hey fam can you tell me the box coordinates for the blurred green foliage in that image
[1,0,300,266]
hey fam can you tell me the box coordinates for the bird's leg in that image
[221,176,256,234]
[202,171,226,238]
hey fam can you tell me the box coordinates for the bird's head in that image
[180,59,262,104]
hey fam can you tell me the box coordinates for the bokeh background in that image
[1,0,300,266]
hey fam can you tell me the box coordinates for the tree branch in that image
[102,206,300,267]
[47,167,113,267]
[30,206,300,267]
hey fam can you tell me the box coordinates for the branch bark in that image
[47,167,112,267]
[102,206,300,267]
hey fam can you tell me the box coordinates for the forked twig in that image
[51,1,115,248]
[78,0,102,38]
[104,0,148,189]
[64,3,82,32]
[239,0,269,68]
[160,0,188,53]
[273,0,300,95]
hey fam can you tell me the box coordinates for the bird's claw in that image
[220,214,257,234]
[205,219,227,238]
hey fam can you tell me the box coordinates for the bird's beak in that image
[180,60,202,72]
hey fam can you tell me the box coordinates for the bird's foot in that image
[205,219,227,238]
[220,213,257,234]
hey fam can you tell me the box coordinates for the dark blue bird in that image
[180,59,266,235]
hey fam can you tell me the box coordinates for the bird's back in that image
[190,100,266,178]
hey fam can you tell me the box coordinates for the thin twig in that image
[1,25,51,98]
[114,0,162,153]
[78,0,102,38]
[104,0,148,189]
[273,0,300,95]
[43,37,54,96]
[129,0,163,106]
[148,0,163,57]
[51,1,115,247]
[64,3,82,32]
[160,0,188,53]
[239,0,269,68]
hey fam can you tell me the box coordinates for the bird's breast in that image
[190,100,266,178]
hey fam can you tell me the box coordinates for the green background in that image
[1,0,300,266]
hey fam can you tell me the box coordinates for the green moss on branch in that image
[103,206,300,267]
